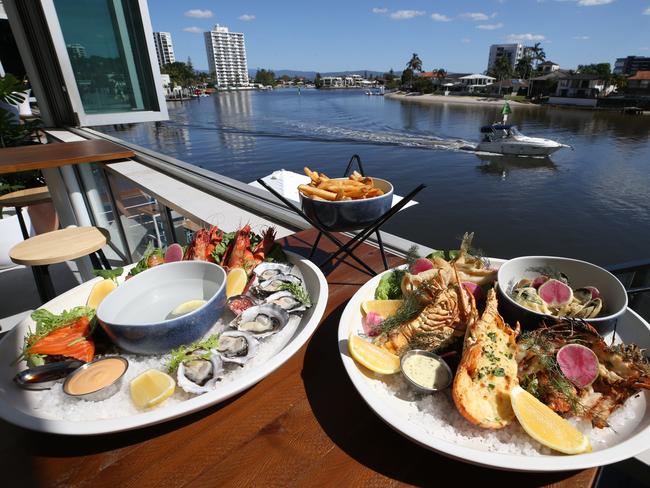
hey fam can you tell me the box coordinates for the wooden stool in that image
[0,186,51,239]
[9,226,110,303]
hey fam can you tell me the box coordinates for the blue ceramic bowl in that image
[300,178,393,232]
[97,261,227,354]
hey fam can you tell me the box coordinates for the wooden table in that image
[0,140,135,174]
[0,229,598,487]
[0,186,51,239]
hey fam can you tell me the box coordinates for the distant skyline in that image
[149,0,650,73]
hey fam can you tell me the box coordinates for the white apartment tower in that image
[204,25,249,88]
[153,32,175,67]
[487,43,525,72]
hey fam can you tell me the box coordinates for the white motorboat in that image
[476,124,570,156]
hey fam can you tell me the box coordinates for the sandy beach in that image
[385,92,539,108]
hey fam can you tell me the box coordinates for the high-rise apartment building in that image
[153,32,175,68]
[487,44,525,72]
[613,56,650,75]
[204,24,249,88]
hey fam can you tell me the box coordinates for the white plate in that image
[338,260,650,472]
[0,251,328,435]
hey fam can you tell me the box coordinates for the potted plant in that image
[0,73,58,235]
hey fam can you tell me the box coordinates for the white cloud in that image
[461,38,471,43]
[238,14,256,21]
[577,0,614,5]
[372,7,388,14]
[643,7,650,14]
[572,35,590,40]
[461,12,489,21]
[184,9,213,18]
[431,13,452,22]
[389,10,425,20]
[507,33,546,42]
[476,22,503,30]
[640,46,650,51]
[183,26,203,33]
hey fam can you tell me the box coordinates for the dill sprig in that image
[379,279,435,333]
[405,245,420,270]
[279,282,311,306]
[167,334,220,374]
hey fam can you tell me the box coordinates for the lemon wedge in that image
[226,267,248,298]
[169,299,207,318]
[348,333,400,375]
[86,279,117,309]
[130,369,176,409]
[510,386,591,455]
[361,299,403,317]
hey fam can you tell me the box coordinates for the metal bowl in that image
[62,356,129,402]
[400,349,453,393]
[97,261,227,354]
[300,178,393,231]
[497,255,628,333]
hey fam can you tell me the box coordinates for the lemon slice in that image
[86,279,117,309]
[361,299,403,317]
[169,299,207,318]
[226,267,248,298]
[510,386,592,455]
[348,333,400,375]
[130,369,176,409]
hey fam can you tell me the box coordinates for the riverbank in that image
[385,92,539,108]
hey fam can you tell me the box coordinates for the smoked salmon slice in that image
[28,316,95,362]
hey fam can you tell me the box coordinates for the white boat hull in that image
[476,141,565,156]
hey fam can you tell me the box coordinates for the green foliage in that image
[254,68,276,86]
[411,76,433,94]
[93,267,124,283]
[161,61,198,88]
[515,56,533,79]
[577,63,611,79]
[279,282,311,306]
[167,334,220,374]
[489,55,514,81]
[0,74,26,105]
[375,269,405,300]
[314,73,323,89]
[406,53,423,73]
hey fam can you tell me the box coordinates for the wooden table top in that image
[9,226,107,266]
[0,140,135,174]
[0,229,598,487]
[0,186,51,207]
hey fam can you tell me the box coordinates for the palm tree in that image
[491,56,513,95]
[405,53,423,89]
[526,43,546,97]
[515,56,532,79]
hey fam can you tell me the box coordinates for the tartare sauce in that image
[402,354,450,390]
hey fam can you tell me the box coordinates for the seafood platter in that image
[0,225,327,435]
[339,233,650,471]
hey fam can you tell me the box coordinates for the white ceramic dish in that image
[0,251,328,435]
[338,259,650,472]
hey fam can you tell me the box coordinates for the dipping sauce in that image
[401,353,451,391]
[64,357,128,396]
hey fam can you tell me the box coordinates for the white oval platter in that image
[338,259,650,472]
[0,251,327,435]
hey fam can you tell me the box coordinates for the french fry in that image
[350,171,363,181]
[299,184,337,200]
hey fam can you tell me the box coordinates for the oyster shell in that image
[255,274,302,295]
[177,350,223,395]
[265,290,309,313]
[216,330,258,365]
[234,303,289,338]
[253,262,294,281]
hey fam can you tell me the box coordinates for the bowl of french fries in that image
[298,167,393,231]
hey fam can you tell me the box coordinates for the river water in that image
[100,89,650,266]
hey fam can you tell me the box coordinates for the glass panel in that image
[52,0,159,115]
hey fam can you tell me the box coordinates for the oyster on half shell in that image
[265,290,310,313]
[233,303,290,338]
[253,262,294,282]
[254,274,302,295]
[216,330,258,365]
[177,350,223,395]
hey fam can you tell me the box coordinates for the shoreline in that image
[385,92,539,108]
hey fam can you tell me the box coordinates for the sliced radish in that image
[538,279,574,307]
[164,243,184,263]
[584,286,601,300]
[410,258,434,275]
[557,344,600,388]
[362,312,384,337]
[532,275,549,289]
[462,282,485,302]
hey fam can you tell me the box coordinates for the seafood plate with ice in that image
[339,235,650,471]
[0,225,328,435]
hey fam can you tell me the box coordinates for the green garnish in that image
[93,267,124,283]
[487,332,497,342]
[379,280,436,334]
[128,242,163,277]
[278,282,311,306]
[492,367,505,377]
[488,383,495,390]
[167,334,220,374]
[374,269,405,300]
[211,231,235,264]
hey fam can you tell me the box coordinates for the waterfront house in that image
[554,73,609,98]
[458,74,495,92]
[626,70,650,96]
[528,70,570,98]
[539,61,560,74]
[321,76,344,88]
[487,79,529,96]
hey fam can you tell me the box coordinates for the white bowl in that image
[497,255,628,330]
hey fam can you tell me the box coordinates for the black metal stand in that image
[257,154,425,276]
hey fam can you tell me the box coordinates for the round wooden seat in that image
[0,186,51,208]
[10,226,107,266]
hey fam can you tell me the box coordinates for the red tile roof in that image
[417,71,445,78]
[629,70,650,80]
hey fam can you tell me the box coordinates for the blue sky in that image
[148,0,650,73]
